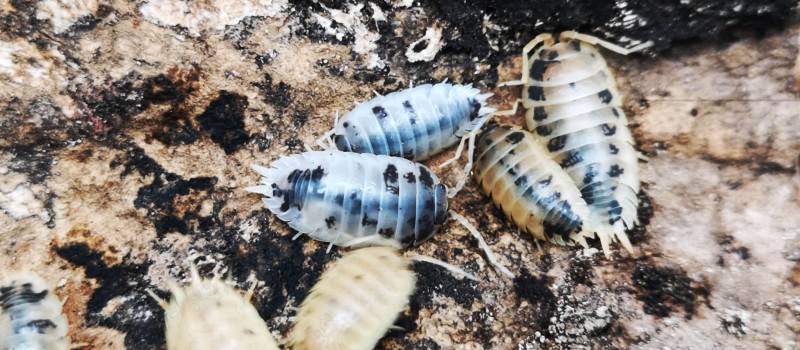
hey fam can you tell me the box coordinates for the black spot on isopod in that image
[469,99,482,120]
[570,41,581,51]
[311,166,326,180]
[547,50,559,60]
[27,319,58,332]
[607,200,622,224]
[373,106,388,119]
[611,108,620,117]
[609,144,619,154]
[383,164,399,183]
[343,122,349,127]
[559,150,583,168]
[505,131,524,144]
[530,60,554,81]
[582,167,598,185]
[361,214,377,227]
[607,165,624,177]
[378,227,394,238]
[325,216,336,229]
[514,175,528,187]
[535,125,551,136]
[547,135,567,151]
[533,107,548,121]
[527,86,545,101]
[418,167,434,188]
[569,82,576,88]
[508,168,517,176]
[0,283,48,307]
[404,172,416,183]
[598,89,613,104]
[538,175,552,188]
[601,124,617,136]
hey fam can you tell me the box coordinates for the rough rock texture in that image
[1,0,799,349]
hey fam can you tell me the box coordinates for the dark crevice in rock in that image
[55,243,161,349]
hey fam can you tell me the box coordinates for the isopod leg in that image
[559,31,653,55]
[408,254,478,281]
[449,210,515,279]
[490,99,522,117]
[446,132,477,198]
[438,132,468,169]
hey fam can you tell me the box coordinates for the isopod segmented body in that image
[150,265,279,350]
[474,124,593,247]
[503,32,650,255]
[330,82,494,162]
[289,247,416,350]
[0,273,70,350]
[247,151,448,248]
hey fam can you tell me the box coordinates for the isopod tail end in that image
[613,222,635,255]
[595,227,613,258]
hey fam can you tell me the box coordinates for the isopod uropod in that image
[474,124,593,247]
[0,273,70,350]
[497,31,651,255]
[148,265,279,350]
[247,150,514,278]
[247,151,448,248]
[290,246,475,350]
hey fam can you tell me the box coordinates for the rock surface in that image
[1,0,799,349]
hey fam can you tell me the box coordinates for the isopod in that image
[317,82,495,196]
[497,31,651,256]
[289,246,475,350]
[247,150,514,278]
[148,265,279,350]
[0,273,70,350]
[474,123,593,247]
[248,151,448,248]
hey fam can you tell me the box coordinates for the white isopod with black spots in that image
[474,124,594,247]
[247,150,514,278]
[322,82,494,162]
[497,31,651,256]
[290,246,475,350]
[248,151,449,248]
[0,273,70,350]
[148,265,279,350]
[318,82,495,196]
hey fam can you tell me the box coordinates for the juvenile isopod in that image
[148,265,279,350]
[247,150,514,278]
[0,273,70,350]
[496,32,651,256]
[317,82,495,196]
[289,246,475,350]
[474,124,594,247]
